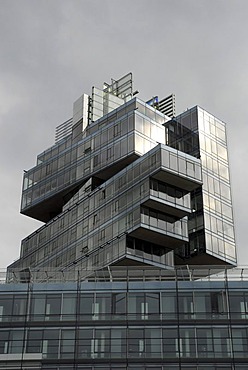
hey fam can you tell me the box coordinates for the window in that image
[26,330,42,353]
[43,329,59,358]
[60,330,75,358]
[94,294,111,320]
[128,293,159,320]
[93,155,99,167]
[111,328,126,358]
[118,175,125,188]
[78,329,93,358]
[187,161,195,177]
[151,154,156,165]
[178,292,194,319]
[0,331,9,354]
[93,329,110,358]
[84,146,91,154]
[163,328,178,358]
[229,292,248,319]
[127,213,133,227]
[114,124,121,137]
[232,328,248,357]
[99,229,105,241]
[212,327,231,358]
[12,295,27,321]
[196,328,214,358]
[161,292,177,319]
[112,293,126,318]
[179,328,196,358]
[107,147,113,159]
[30,294,61,321]
[114,200,119,212]
[93,214,98,225]
[62,294,76,320]
[9,330,24,354]
[45,295,61,321]
[30,294,46,321]
[0,295,12,322]
[79,294,94,320]
[128,329,145,357]
[194,291,227,319]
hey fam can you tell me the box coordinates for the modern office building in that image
[0,73,244,369]
[8,72,236,275]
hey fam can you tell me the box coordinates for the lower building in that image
[0,266,248,370]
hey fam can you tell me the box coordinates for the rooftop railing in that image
[1,265,248,284]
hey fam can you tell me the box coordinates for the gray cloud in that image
[0,0,247,267]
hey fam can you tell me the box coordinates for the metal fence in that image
[1,265,248,284]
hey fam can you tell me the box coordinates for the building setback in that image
[0,73,243,370]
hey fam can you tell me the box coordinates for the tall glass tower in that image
[7,73,236,279]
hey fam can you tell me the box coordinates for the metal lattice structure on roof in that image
[2,266,248,284]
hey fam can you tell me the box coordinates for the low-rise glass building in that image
[1,267,248,369]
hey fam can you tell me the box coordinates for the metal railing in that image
[1,265,247,284]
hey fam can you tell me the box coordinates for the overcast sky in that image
[0,0,247,268]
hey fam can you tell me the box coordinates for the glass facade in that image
[0,267,248,369]
[164,106,236,265]
[11,139,202,272]
[2,73,239,369]
[21,99,167,221]
[8,73,237,276]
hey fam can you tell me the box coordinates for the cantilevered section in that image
[10,144,201,272]
[21,98,168,222]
